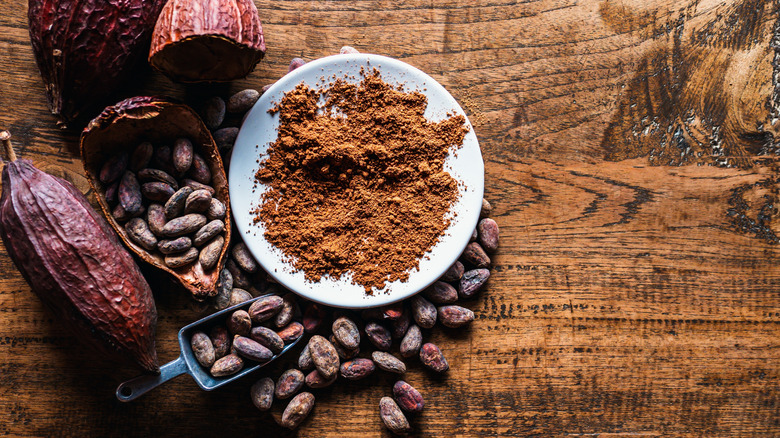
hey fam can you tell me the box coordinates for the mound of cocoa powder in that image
[253,69,469,292]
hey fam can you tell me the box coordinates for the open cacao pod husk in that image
[148,0,266,82]
[81,96,231,300]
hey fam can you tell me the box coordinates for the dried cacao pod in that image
[28,0,165,125]
[81,97,232,299]
[0,132,159,373]
[148,0,266,82]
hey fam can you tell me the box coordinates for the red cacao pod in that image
[0,132,159,373]
[80,96,232,300]
[149,0,266,82]
[28,0,165,126]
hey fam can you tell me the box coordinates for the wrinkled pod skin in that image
[28,0,165,126]
[0,158,159,373]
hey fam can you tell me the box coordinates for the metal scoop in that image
[116,294,300,402]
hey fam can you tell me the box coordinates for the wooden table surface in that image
[2,0,779,436]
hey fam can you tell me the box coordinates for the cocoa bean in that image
[112,203,130,222]
[391,306,411,339]
[172,137,194,175]
[199,235,223,270]
[227,89,260,113]
[184,189,212,214]
[104,180,119,203]
[226,258,251,289]
[329,334,359,360]
[441,260,465,282]
[410,295,437,329]
[470,228,478,242]
[304,369,337,388]
[332,317,360,349]
[182,178,215,195]
[248,295,284,323]
[459,268,490,298]
[288,57,306,72]
[298,343,314,370]
[229,288,253,307]
[233,335,273,363]
[281,392,314,429]
[422,281,458,304]
[161,213,207,237]
[125,218,157,251]
[200,96,226,130]
[365,321,392,351]
[274,293,296,328]
[340,46,359,54]
[232,242,258,273]
[307,335,339,380]
[152,145,175,175]
[438,305,475,328]
[118,171,143,215]
[207,198,227,220]
[275,369,305,400]
[303,302,325,332]
[277,322,304,344]
[480,198,492,218]
[261,84,273,93]
[158,236,192,254]
[164,247,198,268]
[193,220,224,246]
[190,331,215,368]
[137,168,178,190]
[477,217,499,253]
[210,353,243,377]
[227,309,251,337]
[209,325,231,359]
[250,377,274,411]
[146,203,166,236]
[420,343,449,372]
[250,325,284,354]
[100,152,128,184]
[393,381,424,414]
[379,397,411,435]
[141,182,175,202]
[381,303,404,320]
[461,242,490,268]
[340,358,375,380]
[400,325,422,358]
[130,142,153,172]
[213,268,233,310]
[187,153,212,184]
[214,127,240,153]
[372,351,406,374]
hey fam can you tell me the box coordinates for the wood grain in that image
[1,0,779,436]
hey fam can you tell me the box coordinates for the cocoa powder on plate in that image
[253,69,469,292]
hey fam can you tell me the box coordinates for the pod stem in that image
[1,131,16,162]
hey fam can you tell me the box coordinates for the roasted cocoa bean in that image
[277,322,304,343]
[207,198,227,220]
[275,369,305,400]
[304,369,337,388]
[199,235,223,270]
[307,335,339,380]
[210,353,243,377]
[372,351,406,374]
[477,218,499,253]
[137,168,178,190]
[303,302,325,332]
[226,258,251,289]
[250,325,284,354]
[104,180,119,203]
[200,96,226,130]
[274,293,296,328]
[130,142,153,172]
[441,260,465,282]
[229,288,253,307]
[332,317,360,349]
[209,325,231,359]
[393,381,424,414]
[365,321,392,351]
[193,219,224,246]
[125,218,157,251]
[227,309,252,336]
[213,268,233,310]
[146,203,166,236]
[298,343,314,370]
[182,178,215,195]
[100,152,128,184]
[379,397,411,435]
[420,343,449,372]
[329,335,359,360]
[248,295,284,323]
[340,46,359,54]
[172,137,194,175]
[158,236,192,254]
[281,392,314,429]
[288,57,306,72]
[152,145,175,175]
[461,241,491,268]
[232,242,258,273]
[112,203,130,221]
[381,303,404,320]
[459,268,490,298]
[422,281,458,304]
[227,89,260,114]
[184,189,212,214]
[470,228,478,242]
[339,358,375,380]
[233,335,273,363]
[438,305,475,328]
[161,214,207,237]
[190,331,215,368]
[250,377,274,411]
[118,171,143,215]
[164,247,198,268]
[480,198,492,218]
[213,127,240,152]
[410,295,437,329]
[187,153,212,184]
[400,325,422,358]
[141,182,175,202]
[391,307,411,339]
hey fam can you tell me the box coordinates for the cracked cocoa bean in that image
[164,247,198,268]
[393,381,424,414]
[410,295,437,329]
[308,335,339,380]
[340,358,375,380]
[461,242,491,268]
[459,268,490,298]
[125,218,157,251]
[232,242,258,273]
[184,189,212,214]
[422,281,458,304]
[118,171,142,215]
[250,325,284,354]
[275,369,305,400]
[277,322,304,344]
[190,331,215,368]
[305,369,337,388]
[233,335,273,363]
[227,309,252,337]
[372,351,406,374]
[248,295,284,323]
[210,353,243,377]
[441,260,465,282]
[365,321,392,351]
[438,305,475,328]
[477,218,499,253]
[332,317,360,349]
[379,397,411,435]
[130,142,153,172]
[400,324,422,358]
[250,377,274,411]
[172,138,193,175]
[281,392,314,429]
[138,168,178,190]
[100,152,128,184]
[158,236,191,254]
[420,343,449,372]
[198,235,223,270]
[162,213,207,237]
[381,303,404,320]
[209,325,231,359]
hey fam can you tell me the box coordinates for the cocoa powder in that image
[254,69,469,292]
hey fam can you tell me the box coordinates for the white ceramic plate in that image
[230,53,483,308]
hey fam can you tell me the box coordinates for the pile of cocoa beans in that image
[101,139,227,269]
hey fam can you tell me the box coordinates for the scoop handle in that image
[116,355,189,402]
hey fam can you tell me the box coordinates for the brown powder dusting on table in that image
[253,69,469,293]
